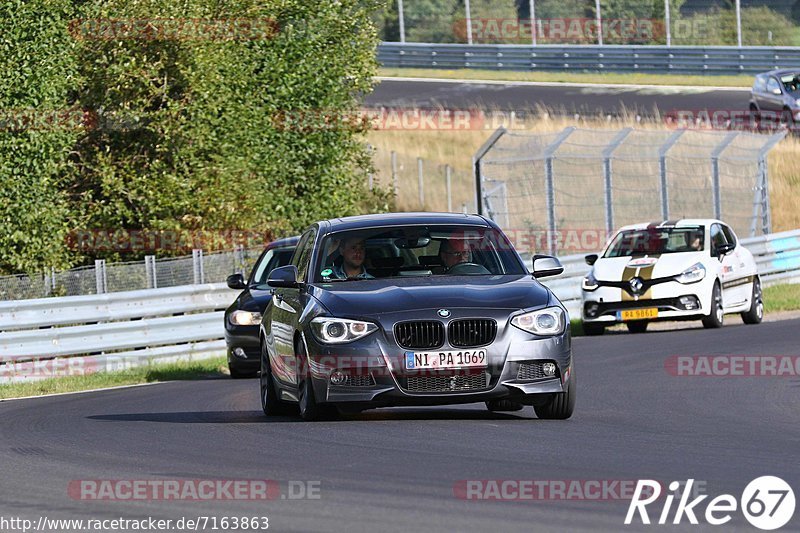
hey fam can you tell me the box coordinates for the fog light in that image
[679,296,699,310]
[543,362,556,377]
[586,303,599,318]
[233,348,247,359]
[330,371,347,386]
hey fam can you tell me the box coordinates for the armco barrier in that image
[378,42,800,75]
[1,230,798,384]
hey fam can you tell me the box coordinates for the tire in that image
[260,340,294,416]
[749,103,760,121]
[533,372,576,420]
[626,321,648,334]
[582,322,605,336]
[741,277,764,325]
[485,399,524,412]
[296,337,335,421]
[702,282,724,329]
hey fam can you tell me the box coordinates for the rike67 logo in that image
[625,477,795,530]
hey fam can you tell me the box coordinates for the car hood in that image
[593,253,706,281]
[310,276,552,317]
[233,286,274,312]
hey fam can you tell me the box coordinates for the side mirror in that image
[772,88,782,96]
[226,273,247,290]
[532,254,564,278]
[585,254,599,266]
[267,265,301,288]
[715,243,735,257]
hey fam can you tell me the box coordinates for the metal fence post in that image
[234,245,245,275]
[417,157,424,208]
[94,259,106,294]
[465,0,472,45]
[472,127,507,216]
[529,0,537,46]
[601,128,633,236]
[145,255,156,289]
[391,151,398,197]
[445,164,452,212]
[541,127,576,255]
[710,131,739,221]
[397,0,405,44]
[43,270,51,297]
[658,129,685,221]
[664,0,671,47]
[755,131,785,235]
[595,0,603,46]
[192,249,204,285]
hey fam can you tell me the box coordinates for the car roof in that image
[757,69,800,78]
[615,219,721,232]
[267,235,300,248]
[318,212,492,233]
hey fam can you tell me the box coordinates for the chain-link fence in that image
[375,0,800,47]
[0,247,264,301]
[476,126,786,256]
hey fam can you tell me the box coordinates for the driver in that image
[332,237,374,279]
[439,239,472,271]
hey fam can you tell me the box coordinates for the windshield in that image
[603,226,705,258]
[314,225,526,281]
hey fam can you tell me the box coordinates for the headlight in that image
[229,310,262,326]
[676,262,706,284]
[511,307,565,336]
[582,271,599,291]
[310,317,378,344]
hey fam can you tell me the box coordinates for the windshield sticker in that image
[320,268,333,279]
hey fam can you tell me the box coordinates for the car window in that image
[710,224,728,252]
[753,75,767,93]
[603,226,704,257]
[251,246,296,284]
[781,74,800,94]
[767,77,781,94]
[292,229,317,282]
[721,225,737,247]
[314,225,526,281]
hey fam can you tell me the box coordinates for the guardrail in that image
[1,229,798,384]
[378,42,800,75]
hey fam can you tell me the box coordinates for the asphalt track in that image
[2,318,799,533]
[366,78,751,118]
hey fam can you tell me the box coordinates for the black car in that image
[259,213,574,421]
[224,236,299,378]
[749,69,800,124]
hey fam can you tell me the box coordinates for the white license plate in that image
[404,349,487,370]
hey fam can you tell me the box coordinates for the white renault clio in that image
[580,219,762,335]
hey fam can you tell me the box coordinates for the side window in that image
[754,75,766,93]
[250,248,275,284]
[721,225,737,247]
[710,224,728,253]
[292,230,317,282]
[767,77,781,94]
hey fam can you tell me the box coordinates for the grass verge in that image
[764,283,800,313]
[0,356,228,400]
[378,67,753,88]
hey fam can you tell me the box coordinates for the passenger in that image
[439,239,472,271]
[332,237,373,279]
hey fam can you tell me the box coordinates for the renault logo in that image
[437,309,451,318]
[629,277,644,294]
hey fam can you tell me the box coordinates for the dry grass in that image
[366,112,800,232]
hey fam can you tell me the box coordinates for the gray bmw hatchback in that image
[259,212,574,421]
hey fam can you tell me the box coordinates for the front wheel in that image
[702,282,724,329]
[533,373,575,420]
[260,341,294,416]
[296,337,335,421]
[741,278,764,324]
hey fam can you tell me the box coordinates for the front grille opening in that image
[448,319,497,347]
[517,362,559,381]
[405,372,489,393]
[341,374,376,387]
[394,321,444,349]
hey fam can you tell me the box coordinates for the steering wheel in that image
[447,262,490,275]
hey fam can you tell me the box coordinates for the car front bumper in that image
[581,279,712,324]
